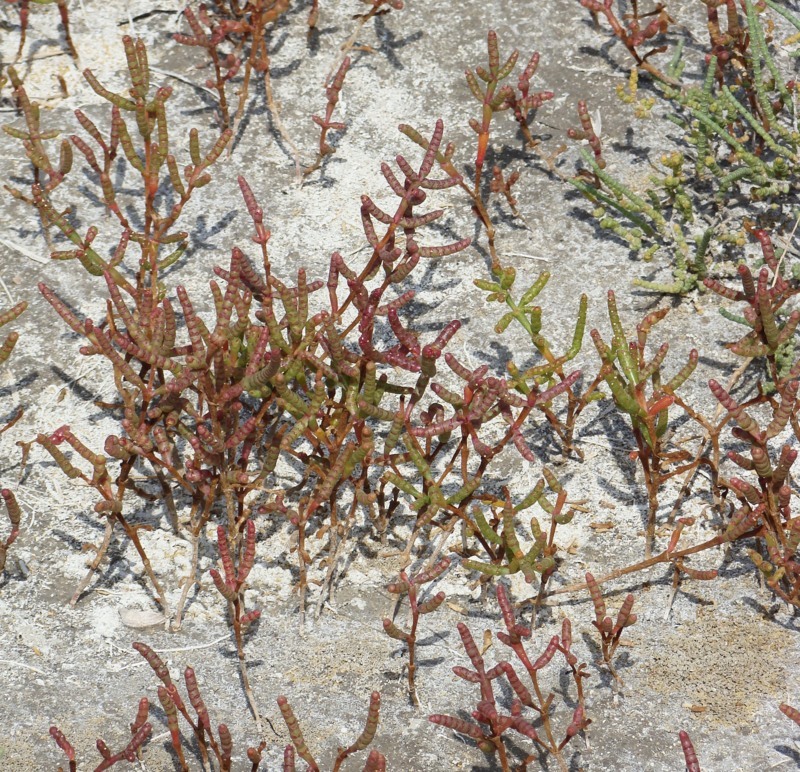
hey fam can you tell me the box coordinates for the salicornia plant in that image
[591,290,700,556]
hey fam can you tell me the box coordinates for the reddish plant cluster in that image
[430,584,590,772]
[173,0,290,133]
[50,642,267,771]
[8,36,585,637]
[2,3,800,770]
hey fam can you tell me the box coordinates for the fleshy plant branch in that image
[5,0,78,60]
[2,67,71,246]
[1,300,26,578]
[0,488,22,575]
[430,583,590,772]
[0,297,26,378]
[303,56,351,178]
[382,556,449,705]
[174,0,290,136]
[134,642,266,771]
[585,572,637,691]
[278,691,384,772]
[704,228,800,390]
[577,0,676,84]
[679,729,701,772]
[49,705,151,772]
[475,268,596,459]
[462,475,580,614]
[591,290,700,557]
[210,515,263,735]
[401,30,554,273]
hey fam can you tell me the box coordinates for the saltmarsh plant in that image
[460,473,583,613]
[590,289,700,556]
[680,703,800,771]
[571,0,800,294]
[403,32,605,461]
[0,487,21,574]
[679,730,701,772]
[50,639,388,771]
[0,296,26,387]
[578,0,676,85]
[11,32,233,287]
[15,31,582,635]
[173,0,292,134]
[401,30,554,272]
[133,641,266,770]
[4,4,800,770]
[1,65,72,240]
[10,6,780,632]
[243,118,477,624]
[210,517,264,732]
[585,572,637,690]
[17,34,233,621]
[705,227,800,388]
[551,263,800,607]
[0,298,26,576]
[708,375,800,606]
[699,229,800,606]
[49,719,152,772]
[430,584,589,772]
[473,267,597,460]
[303,56,351,178]
[4,0,78,60]
[382,556,450,706]
[173,0,399,171]
[277,691,385,771]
